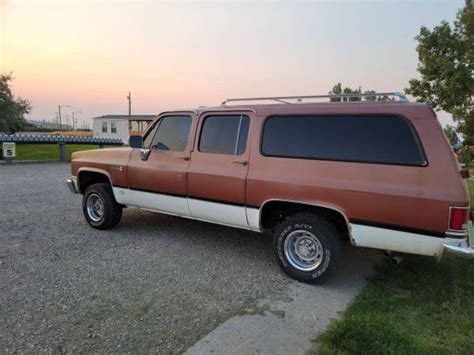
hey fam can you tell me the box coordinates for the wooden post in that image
[59,142,67,161]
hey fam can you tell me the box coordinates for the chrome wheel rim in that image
[86,193,105,222]
[284,230,324,271]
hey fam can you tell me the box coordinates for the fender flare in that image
[77,167,114,194]
[258,199,353,242]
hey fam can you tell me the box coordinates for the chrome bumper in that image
[443,241,474,258]
[66,177,78,194]
[443,222,474,258]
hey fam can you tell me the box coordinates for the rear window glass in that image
[261,115,426,166]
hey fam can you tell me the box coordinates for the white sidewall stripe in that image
[351,224,444,257]
[113,187,448,256]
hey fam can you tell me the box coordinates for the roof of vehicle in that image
[159,100,433,117]
[158,92,433,117]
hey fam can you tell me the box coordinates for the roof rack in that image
[221,92,409,105]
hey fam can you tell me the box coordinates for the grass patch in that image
[1,144,99,161]
[466,179,474,208]
[314,256,474,353]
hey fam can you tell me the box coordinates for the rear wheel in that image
[82,183,122,230]
[273,213,342,284]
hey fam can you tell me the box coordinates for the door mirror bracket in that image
[141,148,151,161]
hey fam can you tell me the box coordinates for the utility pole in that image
[72,110,82,130]
[58,104,70,132]
[127,91,132,116]
[58,105,62,131]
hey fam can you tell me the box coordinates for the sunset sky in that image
[1,0,465,128]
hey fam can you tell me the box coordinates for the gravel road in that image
[0,163,376,354]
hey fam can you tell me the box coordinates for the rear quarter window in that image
[261,115,427,166]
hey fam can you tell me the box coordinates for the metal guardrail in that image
[0,134,124,163]
[0,134,123,145]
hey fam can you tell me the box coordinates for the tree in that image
[0,73,31,134]
[406,1,473,143]
[444,124,461,146]
[329,83,362,102]
[328,83,388,102]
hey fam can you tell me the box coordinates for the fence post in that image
[59,142,67,161]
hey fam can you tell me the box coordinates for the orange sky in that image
[1,0,463,128]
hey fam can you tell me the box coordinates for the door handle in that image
[178,155,191,161]
[233,159,248,165]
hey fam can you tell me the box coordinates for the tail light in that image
[448,207,470,231]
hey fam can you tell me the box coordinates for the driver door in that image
[126,113,196,216]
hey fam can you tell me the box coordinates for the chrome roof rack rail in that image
[221,91,409,105]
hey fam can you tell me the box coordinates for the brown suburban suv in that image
[67,93,474,283]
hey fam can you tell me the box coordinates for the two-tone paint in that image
[69,102,471,258]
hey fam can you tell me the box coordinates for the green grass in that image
[313,256,474,354]
[313,181,474,354]
[1,144,99,161]
[467,179,474,208]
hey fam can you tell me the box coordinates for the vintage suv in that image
[67,93,474,283]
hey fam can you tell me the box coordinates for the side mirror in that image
[129,135,143,149]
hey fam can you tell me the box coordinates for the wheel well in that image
[260,201,350,241]
[77,171,110,194]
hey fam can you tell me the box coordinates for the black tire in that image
[273,213,343,284]
[82,183,122,230]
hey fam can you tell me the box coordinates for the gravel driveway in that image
[0,163,376,354]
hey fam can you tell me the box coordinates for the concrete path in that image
[186,247,381,355]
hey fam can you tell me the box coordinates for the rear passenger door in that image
[187,112,252,228]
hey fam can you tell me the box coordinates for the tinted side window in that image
[199,115,250,155]
[261,115,426,166]
[150,115,192,152]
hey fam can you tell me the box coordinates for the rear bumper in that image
[443,240,474,258]
[443,222,474,258]
[66,177,78,194]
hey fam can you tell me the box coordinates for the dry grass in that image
[49,131,93,137]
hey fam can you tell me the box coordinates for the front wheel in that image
[82,183,122,230]
[273,213,342,284]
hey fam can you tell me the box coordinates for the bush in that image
[458,146,473,165]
